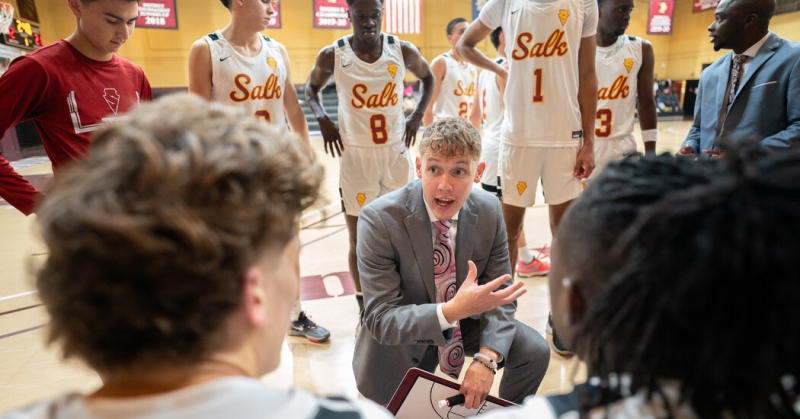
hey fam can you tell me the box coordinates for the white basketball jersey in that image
[502,0,586,146]
[333,34,406,148]
[433,53,477,122]
[204,31,287,128]
[595,35,643,144]
[478,57,506,141]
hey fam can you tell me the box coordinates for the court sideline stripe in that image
[0,304,42,318]
[0,324,47,341]
[0,290,38,302]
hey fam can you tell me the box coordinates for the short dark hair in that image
[577,149,800,418]
[346,0,385,6]
[446,17,467,36]
[36,94,322,374]
[219,0,228,8]
[489,27,503,50]
[559,154,724,298]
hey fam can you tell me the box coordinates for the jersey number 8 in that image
[370,114,388,144]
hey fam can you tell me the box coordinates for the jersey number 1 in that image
[531,68,544,103]
[370,114,388,144]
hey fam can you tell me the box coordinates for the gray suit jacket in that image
[353,180,515,405]
[682,33,800,157]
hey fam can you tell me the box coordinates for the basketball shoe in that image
[547,313,574,357]
[290,311,331,343]
[516,245,550,277]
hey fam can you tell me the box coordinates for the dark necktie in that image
[727,54,749,111]
[433,220,464,379]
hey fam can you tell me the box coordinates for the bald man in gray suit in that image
[678,0,800,157]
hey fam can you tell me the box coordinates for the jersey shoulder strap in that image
[207,32,220,41]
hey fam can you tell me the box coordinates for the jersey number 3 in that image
[595,109,613,138]
[370,114,388,144]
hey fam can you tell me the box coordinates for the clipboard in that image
[387,368,515,417]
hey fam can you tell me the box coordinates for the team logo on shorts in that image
[267,57,277,72]
[624,58,633,73]
[558,9,569,26]
[388,63,397,79]
[516,181,527,196]
[357,193,367,207]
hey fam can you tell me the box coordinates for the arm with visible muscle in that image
[305,46,341,157]
[401,41,434,146]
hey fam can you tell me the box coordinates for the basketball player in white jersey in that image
[305,0,434,318]
[187,0,330,344]
[458,0,598,356]
[423,18,479,126]
[586,0,657,186]
[457,0,598,270]
[468,27,550,278]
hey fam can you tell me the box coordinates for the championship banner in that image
[313,0,350,29]
[136,0,178,30]
[268,1,281,28]
[647,0,674,35]
[693,0,720,13]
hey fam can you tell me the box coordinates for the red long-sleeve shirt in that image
[0,40,152,215]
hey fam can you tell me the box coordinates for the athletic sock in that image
[518,246,535,264]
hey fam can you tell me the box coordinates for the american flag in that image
[383,0,421,34]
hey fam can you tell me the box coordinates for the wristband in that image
[642,129,657,143]
[474,352,498,370]
[473,358,497,374]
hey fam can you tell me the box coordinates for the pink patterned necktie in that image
[727,54,749,111]
[433,220,464,379]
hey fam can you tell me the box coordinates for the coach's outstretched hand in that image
[441,261,525,323]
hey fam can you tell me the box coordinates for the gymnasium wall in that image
[29,0,800,88]
[623,0,800,81]
[35,0,495,88]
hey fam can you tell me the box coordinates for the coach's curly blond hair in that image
[419,117,481,162]
[35,93,322,374]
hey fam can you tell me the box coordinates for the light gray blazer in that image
[682,33,800,157]
[353,180,515,405]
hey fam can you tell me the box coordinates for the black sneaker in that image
[547,313,574,357]
[289,311,330,343]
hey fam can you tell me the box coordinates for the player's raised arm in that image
[637,40,657,155]
[422,56,445,127]
[279,44,311,150]
[456,20,506,78]
[187,39,213,101]
[468,72,482,132]
[305,46,341,157]
[400,41,434,147]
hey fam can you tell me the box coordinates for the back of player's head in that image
[419,117,481,162]
[558,154,724,297]
[489,27,503,50]
[35,93,323,375]
[446,17,468,36]
[577,149,800,417]
[346,0,385,6]
[218,0,229,8]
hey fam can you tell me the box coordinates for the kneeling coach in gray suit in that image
[353,117,550,408]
